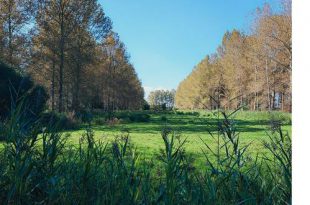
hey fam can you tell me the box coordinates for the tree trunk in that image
[51,57,56,111]
[281,92,284,111]
[72,62,81,112]
[58,47,64,112]
[58,16,65,113]
[265,59,271,111]
[272,90,276,110]
[254,65,258,111]
[8,4,13,64]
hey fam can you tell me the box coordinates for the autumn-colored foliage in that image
[175,2,291,112]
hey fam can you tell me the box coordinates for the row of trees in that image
[148,89,176,110]
[0,0,144,112]
[175,1,291,112]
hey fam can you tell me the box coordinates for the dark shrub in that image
[40,112,78,130]
[188,111,199,116]
[176,111,185,115]
[25,85,48,119]
[143,100,150,110]
[40,112,59,126]
[128,112,150,122]
[0,122,4,141]
[0,61,48,120]
[160,115,167,122]
[161,103,167,111]
[75,110,93,123]
[93,117,105,125]
[115,111,130,119]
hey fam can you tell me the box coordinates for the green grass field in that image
[65,110,291,167]
[0,109,292,204]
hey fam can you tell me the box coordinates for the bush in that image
[161,103,167,111]
[160,115,167,122]
[0,61,48,120]
[75,110,93,123]
[128,112,150,122]
[91,111,151,123]
[176,111,185,115]
[189,111,199,116]
[93,117,106,125]
[106,117,122,127]
[40,112,78,130]
[114,111,129,119]
[143,100,150,110]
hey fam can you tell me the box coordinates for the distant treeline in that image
[176,1,291,112]
[148,89,176,110]
[0,0,144,113]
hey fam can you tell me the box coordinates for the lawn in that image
[65,110,292,167]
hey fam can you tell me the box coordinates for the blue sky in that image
[99,0,280,97]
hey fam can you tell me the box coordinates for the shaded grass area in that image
[66,110,291,167]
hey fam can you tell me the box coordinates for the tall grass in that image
[0,104,291,204]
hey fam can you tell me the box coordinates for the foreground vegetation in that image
[0,105,291,204]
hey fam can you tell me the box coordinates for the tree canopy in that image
[175,1,291,112]
[0,0,144,113]
[148,89,176,110]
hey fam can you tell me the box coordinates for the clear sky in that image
[99,0,280,98]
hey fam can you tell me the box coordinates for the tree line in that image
[0,0,144,113]
[175,1,291,112]
[148,89,176,110]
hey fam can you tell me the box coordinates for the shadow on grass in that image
[88,114,286,134]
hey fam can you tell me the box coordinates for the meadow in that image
[0,108,292,204]
[66,110,291,167]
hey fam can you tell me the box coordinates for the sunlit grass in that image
[64,110,291,168]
